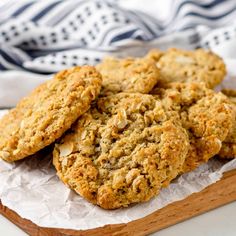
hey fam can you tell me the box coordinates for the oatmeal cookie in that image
[147,48,226,89]
[154,83,234,172]
[53,93,189,209]
[96,57,160,95]
[218,89,236,158]
[0,66,102,162]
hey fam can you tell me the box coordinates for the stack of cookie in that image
[0,48,235,210]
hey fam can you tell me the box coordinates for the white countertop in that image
[1,201,236,236]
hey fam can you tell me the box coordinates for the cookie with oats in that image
[0,66,102,162]
[53,93,189,209]
[218,89,236,159]
[146,48,226,89]
[154,83,234,173]
[96,57,160,95]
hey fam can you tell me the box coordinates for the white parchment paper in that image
[0,47,236,230]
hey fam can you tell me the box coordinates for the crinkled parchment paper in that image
[0,60,236,230]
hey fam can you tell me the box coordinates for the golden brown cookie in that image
[53,93,189,209]
[0,66,102,162]
[96,57,160,95]
[147,48,226,89]
[218,89,236,158]
[154,83,234,173]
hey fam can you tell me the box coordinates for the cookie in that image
[0,66,102,162]
[218,89,236,158]
[96,57,160,95]
[154,83,234,173]
[147,48,226,89]
[53,93,189,209]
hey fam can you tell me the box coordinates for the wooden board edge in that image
[1,169,236,236]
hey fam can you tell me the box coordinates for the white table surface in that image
[1,201,235,236]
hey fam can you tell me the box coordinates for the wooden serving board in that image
[1,169,236,236]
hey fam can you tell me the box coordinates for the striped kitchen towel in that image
[0,0,236,107]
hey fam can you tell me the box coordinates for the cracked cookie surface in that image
[53,93,189,209]
[153,83,234,173]
[0,66,102,162]
[218,89,236,158]
[147,48,226,89]
[96,57,160,95]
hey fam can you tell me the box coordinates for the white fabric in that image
[0,0,236,107]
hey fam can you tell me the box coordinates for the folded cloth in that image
[0,0,236,107]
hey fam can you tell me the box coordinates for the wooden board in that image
[1,169,236,236]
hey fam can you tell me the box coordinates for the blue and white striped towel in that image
[0,0,236,107]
